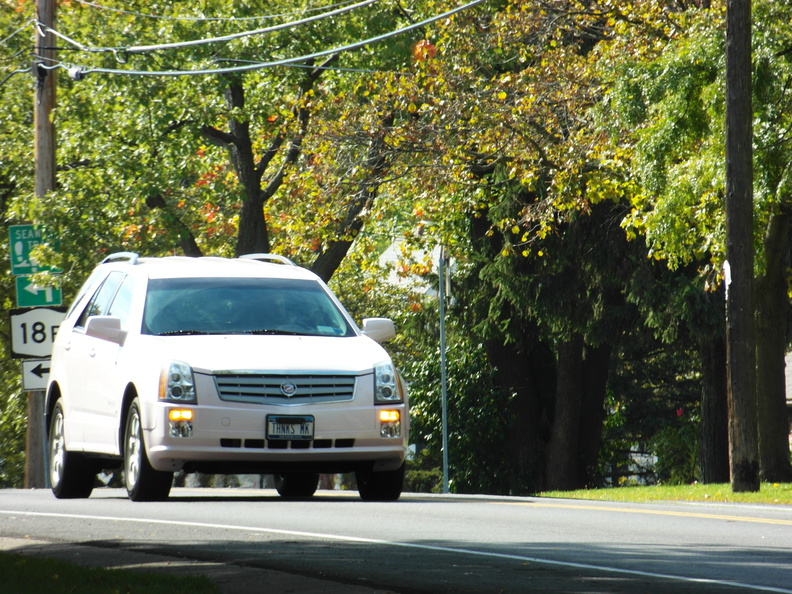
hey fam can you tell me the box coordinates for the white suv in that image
[46,253,408,501]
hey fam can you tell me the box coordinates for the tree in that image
[0,0,423,486]
[331,1,706,492]
[0,0,42,488]
[597,0,792,485]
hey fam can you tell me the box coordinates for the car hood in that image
[135,333,390,375]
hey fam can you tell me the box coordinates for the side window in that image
[65,269,106,319]
[106,275,135,328]
[75,271,125,329]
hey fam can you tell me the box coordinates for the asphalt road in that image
[1,487,791,593]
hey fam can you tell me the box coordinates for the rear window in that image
[142,277,354,337]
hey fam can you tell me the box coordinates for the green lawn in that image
[539,482,792,505]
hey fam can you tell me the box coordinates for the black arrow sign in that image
[31,363,51,378]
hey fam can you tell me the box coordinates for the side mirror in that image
[361,318,396,343]
[85,316,127,345]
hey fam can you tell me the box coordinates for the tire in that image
[274,473,320,498]
[49,402,95,499]
[124,399,173,501]
[356,463,405,502]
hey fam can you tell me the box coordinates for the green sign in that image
[15,275,63,308]
[9,224,60,276]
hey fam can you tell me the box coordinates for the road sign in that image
[15,275,63,308]
[9,307,66,359]
[21,359,51,391]
[9,224,61,275]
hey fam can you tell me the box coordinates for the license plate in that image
[266,415,315,440]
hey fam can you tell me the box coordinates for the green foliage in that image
[400,305,515,495]
[651,419,699,486]
[4,0,785,493]
[405,449,443,494]
[330,244,518,494]
[598,0,792,276]
[0,384,26,488]
[602,337,702,486]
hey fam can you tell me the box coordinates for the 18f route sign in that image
[9,307,66,359]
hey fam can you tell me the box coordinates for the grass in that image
[0,551,220,594]
[539,482,792,505]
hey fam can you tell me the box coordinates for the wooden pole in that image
[725,0,759,492]
[26,0,57,489]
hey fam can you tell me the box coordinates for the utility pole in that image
[26,0,57,489]
[724,0,759,493]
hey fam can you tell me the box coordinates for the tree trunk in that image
[484,338,547,495]
[754,213,792,481]
[725,0,759,492]
[202,61,334,258]
[201,81,269,255]
[578,343,611,487]
[546,334,585,491]
[699,331,730,483]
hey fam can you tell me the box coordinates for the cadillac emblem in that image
[280,382,297,397]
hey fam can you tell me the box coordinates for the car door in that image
[82,273,136,453]
[67,271,126,453]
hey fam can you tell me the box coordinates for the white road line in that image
[2,509,791,593]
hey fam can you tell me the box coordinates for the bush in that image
[651,420,699,485]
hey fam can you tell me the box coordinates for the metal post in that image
[439,246,449,493]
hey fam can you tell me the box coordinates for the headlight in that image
[159,361,196,403]
[374,363,401,403]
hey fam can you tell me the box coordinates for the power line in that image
[222,59,411,76]
[0,67,31,89]
[72,0,364,22]
[72,0,486,78]
[0,18,36,48]
[125,0,380,55]
[38,0,379,56]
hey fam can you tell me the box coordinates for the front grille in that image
[214,373,357,405]
[219,438,356,450]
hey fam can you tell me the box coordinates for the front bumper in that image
[141,387,408,475]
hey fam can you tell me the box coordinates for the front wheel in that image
[124,399,173,501]
[356,463,405,502]
[274,473,319,498]
[49,401,95,499]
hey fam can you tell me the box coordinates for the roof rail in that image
[101,251,140,265]
[238,253,296,266]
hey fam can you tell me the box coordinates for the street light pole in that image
[438,246,449,493]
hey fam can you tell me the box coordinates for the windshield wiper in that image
[244,329,306,336]
[156,329,215,336]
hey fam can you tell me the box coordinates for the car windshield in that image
[142,277,354,337]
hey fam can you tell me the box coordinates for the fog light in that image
[169,409,194,437]
[169,409,194,421]
[379,409,400,438]
[379,410,399,422]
